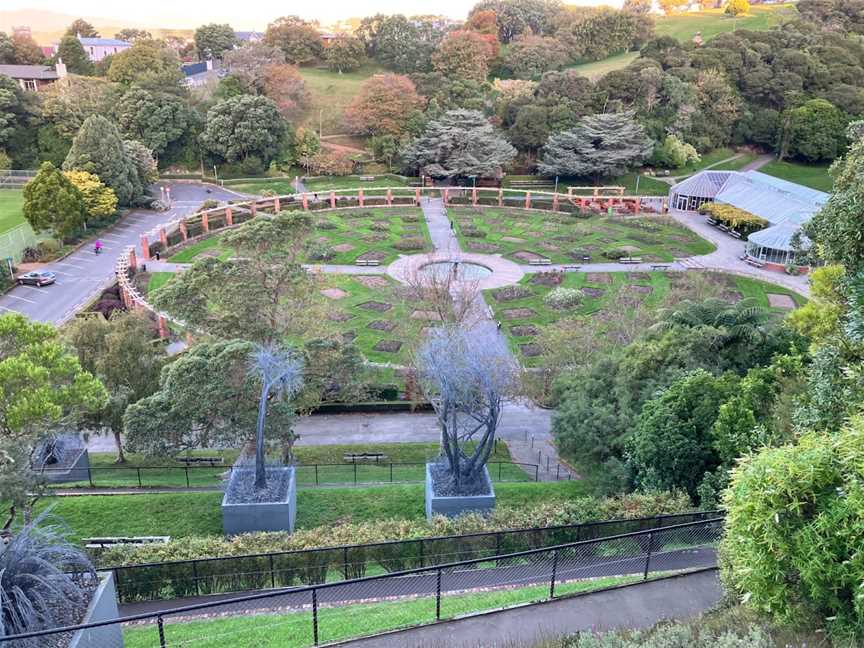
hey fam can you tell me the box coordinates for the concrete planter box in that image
[68,571,124,648]
[425,464,496,522]
[37,448,91,484]
[222,466,296,535]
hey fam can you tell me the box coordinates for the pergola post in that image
[225,207,233,226]
[525,192,531,209]
[158,316,168,340]
[472,187,478,206]
[498,188,503,207]
[274,196,280,212]
[250,202,257,217]
[140,235,150,261]
[159,228,168,248]
[330,191,336,208]
[552,193,559,211]
[358,189,364,207]
[302,194,309,210]
[201,212,209,234]
[387,189,393,206]
[128,248,137,272]
[444,189,450,205]
[415,187,421,204]
[179,222,188,241]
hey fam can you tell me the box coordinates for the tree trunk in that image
[113,429,126,464]
[254,383,270,490]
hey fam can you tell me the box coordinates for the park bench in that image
[717,224,730,233]
[343,453,387,463]
[730,230,742,239]
[563,265,581,272]
[176,456,223,466]
[355,259,381,266]
[359,176,375,181]
[528,258,552,266]
[651,264,670,270]
[706,217,718,226]
[85,536,170,550]
[745,258,765,268]
[618,257,643,264]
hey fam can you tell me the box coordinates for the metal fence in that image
[42,460,546,489]
[0,169,36,187]
[1,518,723,647]
[0,222,38,264]
[103,510,721,604]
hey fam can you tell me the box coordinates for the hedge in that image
[699,202,768,236]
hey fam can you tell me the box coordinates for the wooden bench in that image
[745,258,765,268]
[730,230,742,239]
[528,258,552,266]
[85,536,170,550]
[355,259,381,266]
[176,456,223,466]
[563,265,581,271]
[717,224,730,233]
[651,264,670,270]
[618,257,643,264]
[343,453,387,463]
[359,176,375,181]
[706,218,718,226]
[580,255,592,262]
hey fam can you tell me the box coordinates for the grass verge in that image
[758,160,833,192]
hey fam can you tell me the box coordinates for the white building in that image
[77,36,132,62]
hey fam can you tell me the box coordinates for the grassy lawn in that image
[669,148,738,176]
[0,189,25,234]
[146,272,174,293]
[568,51,640,79]
[450,207,714,265]
[298,64,386,134]
[37,481,589,543]
[608,173,670,196]
[486,271,806,366]
[166,207,430,266]
[711,152,759,171]
[52,443,526,490]
[655,5,793,43]
[758,160,833,192]
[124,574,639,648]
[303,175,411,192]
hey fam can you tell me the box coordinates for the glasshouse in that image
[669,170,828,268]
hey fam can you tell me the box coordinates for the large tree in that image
[345,74,426,137]
[63,114,141,206]
[402,109,516,179]
[22,162,87,239]
[324,35,365,73]
[114,29,152,43]
[261,64,311,120]
[469,0,564,42]
[223,42,285,90]
[65,310,164,463]
[194,23,237,60]
[151,212,328,343]
[503,36,568,79]
[56,35,93,75]
[199,94,286,163]
[537,111,654,179]
[264,16,323,65]
[11,34,45,64]
[373,15,437,74]
[40,76,116,141]
[65,19,98,38]
[112,88,192,156]
[63,170,118,223]
[107,40,183,89]
[0,313,107,523]
[0,74,40,162]
[432,31,493,84]
[785,98,847,163]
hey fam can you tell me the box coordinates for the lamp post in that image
[554,175,559,195]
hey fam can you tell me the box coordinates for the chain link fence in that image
[0,518,722,647]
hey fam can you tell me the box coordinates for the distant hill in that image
[0,9,192,44]
[655,4,797,43]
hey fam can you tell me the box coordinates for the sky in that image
[7,0,623,30]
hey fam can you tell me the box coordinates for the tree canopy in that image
[194,23,237,60]
[23,161,86,239]
[199,95,287,164]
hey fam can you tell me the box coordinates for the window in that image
[24,79,37,91]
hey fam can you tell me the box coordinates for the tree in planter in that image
[0,512,97,638]
[537,111,654,180]
[65,310,164,463]
[249,345,304,489]
[415,325,518,493]
[23,162,87,240]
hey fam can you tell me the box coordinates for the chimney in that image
[55,58,67,79]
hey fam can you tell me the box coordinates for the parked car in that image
[17,270,56,287]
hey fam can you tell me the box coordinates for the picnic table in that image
[343,453,387,463]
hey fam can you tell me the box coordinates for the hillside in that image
[655,4,796,42]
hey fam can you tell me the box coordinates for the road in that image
[118,546,718,619]
[0,183,239,325]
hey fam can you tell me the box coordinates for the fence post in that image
[549,548,559,598]
[546,456,550,472]
[556,464,560,481]
[312,587,319,646]
[354,462,357,485]
[435,568,442,620]
[643,532,654,580]
[88,465,94,488]
[534,465,539,481]
[184,466,190,488]
[157,615,167,648]
[419,540,424,568]
[137,467,142,488]
[192,560,200,596]
[498,462,502,482]
[343,546,350,580]
[269,554,276,588]
[495,533,501,567]
[315,464,319,486]
[390,463,393,483]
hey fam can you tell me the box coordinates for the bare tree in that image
[248,345,304,489]
[415,325,518,493]
[403,255,482,326]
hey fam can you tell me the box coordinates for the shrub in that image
[544,287,583,310]
[699,203,767,236]
[565,622,771,647]
[1,513,97,641]
[36,239,60,259]
[400,213,420,223]
[307,242,335,261]
[721,416,864,639]
[461,225,485,238]
[394,236,425,251]
[21,246,41,262]
[199,200,219,211]
[370,221,390,232]
[260,189,277,197]
[315,219,338,230]
[601,249,628,260]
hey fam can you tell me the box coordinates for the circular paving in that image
[387,252,524,290]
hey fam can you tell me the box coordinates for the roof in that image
[0,64,59,80]
[747,222,812,252]
[78,37,130,47]
[182,61,208,76]
[670,171,735,199]
[715,171,828,227]
[234,31,263,41]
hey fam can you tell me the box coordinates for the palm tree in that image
[248,345,304,490]
[651,297,770,348]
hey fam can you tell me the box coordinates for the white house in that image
[77,36,132,62]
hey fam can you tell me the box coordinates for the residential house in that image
[77,36,131,62]
[0,60,67,91]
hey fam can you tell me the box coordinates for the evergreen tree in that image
[537,111,654,179]
[65,19,99,38]
[63,170,118,222]
[56,35,93,75]
[401,109,516,178]
[22,162,87,239]
[63,115,139,206]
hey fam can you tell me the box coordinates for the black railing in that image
[41,460,547,489]
[103,510,721,603]
[2,518,723,647]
